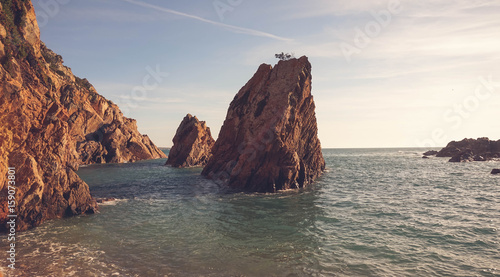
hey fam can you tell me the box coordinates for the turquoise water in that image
[2,149,500,276]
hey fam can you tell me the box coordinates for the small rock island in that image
[202,56,325,192]
[166,114,215,168]
[435,137,500,162]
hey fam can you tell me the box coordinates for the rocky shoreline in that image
[1,0,326,231]
[0,1,165,232]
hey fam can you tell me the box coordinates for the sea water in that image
[1,149,499,276]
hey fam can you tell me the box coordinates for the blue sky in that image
[33,0,500,148]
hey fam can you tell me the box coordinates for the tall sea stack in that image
[202,56,325,192]
[0,1,166,231]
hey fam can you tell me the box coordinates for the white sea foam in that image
[98,198,127,206]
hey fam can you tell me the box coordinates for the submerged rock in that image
[0,1,165,232]
[166,114,215,168]
[201,56,325,192]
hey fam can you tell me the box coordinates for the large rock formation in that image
[201,56,325,192]
[436,138,500,162]
[166,114,215,168]
[0,1,165,232]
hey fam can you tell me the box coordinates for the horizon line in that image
[157,146,445,150]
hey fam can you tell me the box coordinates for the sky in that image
[32,0,500,148]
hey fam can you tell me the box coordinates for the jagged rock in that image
[78,118,165,164]
[436,146,462,157]
[201,56,325,192]
[423,150,438,156]
[166,114,215,168]
[436,138,500,162]
[474,155,487,162]
[449,150,474,163]
[491,169,500,175]
[0,1,165,232]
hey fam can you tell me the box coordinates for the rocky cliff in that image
[436,137,500,162]
[0,0,165,231]
[166,114,215,168]
[201,56,325,192]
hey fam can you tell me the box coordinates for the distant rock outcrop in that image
[78,117,165,165]
[436,138,500,162]
[422,150,438,159]
[0,1,165,232]
[423,150,438,156]
[201,56,325,192]
[166,114,215,168]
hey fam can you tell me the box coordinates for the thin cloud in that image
[120,0,292,42]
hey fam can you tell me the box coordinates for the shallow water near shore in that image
[1,148,500,276]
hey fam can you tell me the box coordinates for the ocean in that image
[1,148,499,276]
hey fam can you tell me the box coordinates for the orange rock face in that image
[166,114,215,168]
[202,56,325,192]
[0,1,165,231]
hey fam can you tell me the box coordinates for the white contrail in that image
[120,0,292,42]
